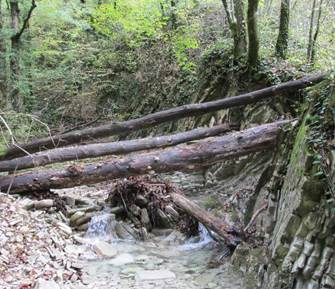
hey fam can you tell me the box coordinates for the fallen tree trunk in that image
[0,74,325,160]
[171,192,242,247]
[0,124,235,172]
[0,120,289,194]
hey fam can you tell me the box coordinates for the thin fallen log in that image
[0,124,235,172]
[171,192,242,247]
[0,74,325,160]
[0,120,289,194]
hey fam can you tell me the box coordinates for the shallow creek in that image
[79,214,245,289]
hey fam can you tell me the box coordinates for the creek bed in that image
[79,215,245,289]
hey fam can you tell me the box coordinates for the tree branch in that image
[11,0,36,41]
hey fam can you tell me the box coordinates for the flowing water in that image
[79,214,245,289]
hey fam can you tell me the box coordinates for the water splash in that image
[85,213,117,241]
[178,223,213,251]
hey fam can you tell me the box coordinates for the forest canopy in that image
[0,0,334,145]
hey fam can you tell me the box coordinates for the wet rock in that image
[92,241,118,258]
[110,206,125,215]
[156,208,171,228]
[139,227,149,241]
[55,221,72,236]
[129,204,141,216]
[135,195,148,207]
[141,208,152,231]
[70,211,85,225]
[62,196,76,206]
[25,199,54,210]
[77,223,89,231]
[135,270,176,281]
[75,212,94,227]
[115,222,136,240]
[165,205,180,221]
[109,253,134,266]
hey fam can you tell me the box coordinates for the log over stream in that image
[0,120,289,194]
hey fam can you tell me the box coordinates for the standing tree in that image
[9,0,36,111]
[307,0,324,64]
[0,0,7,107]
[275,0,290,59]
[221,0,247,59]
[247,0,260,70]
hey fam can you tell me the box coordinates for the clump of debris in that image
[106,176,199,239]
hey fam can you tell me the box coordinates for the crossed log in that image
[0,124,235,172]
[0,74,324,160]
[0,120,288,194]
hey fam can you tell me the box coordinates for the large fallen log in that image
[0,124,235,172]
[0,120,289,194]
[171,192,242,247]
[0,74,324,160]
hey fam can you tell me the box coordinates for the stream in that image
[78,213,245,289]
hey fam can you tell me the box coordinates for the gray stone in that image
[92,241,118,258]
[135,270,176,281]
[115,222,137,240]
[70,211,85,225]
[141,208,152,231]
[135,195,148,207]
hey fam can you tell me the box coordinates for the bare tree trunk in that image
[9,0,36,112]
[309,0,324,64]
[0,124,236,172]
[247,0,260,70]
[233,0,247,59]
[0,121,288,194]
[0,73,325,161]
[307,0,317,62]
[0,0,7,107]
[9,0,21,111]
[275,0,290,59]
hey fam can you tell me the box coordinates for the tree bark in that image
[275,0,290,59]
[233,0,247,59]
[221,0,247,59]
[0,124,236,172]
[9,0,36,112]
[247,0,260,69]
[0,74,325,161]
[171,192,242,247]
[0,0,7,107]
[309,0,324,65]
[0,120,288,194]
[307,0,317,62]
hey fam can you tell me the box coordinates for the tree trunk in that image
[309,0,324,65]
[9,0,21,111]
[275,0,290,59]
[0,120,288,194]
[0,124,236,172]
[171,192,242,247]
[221,0,247,59]
[247,0,260,70]
[232,0,247,59]
[0,0,7,107]
[0,73,325,161]
[307,0,317,62]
